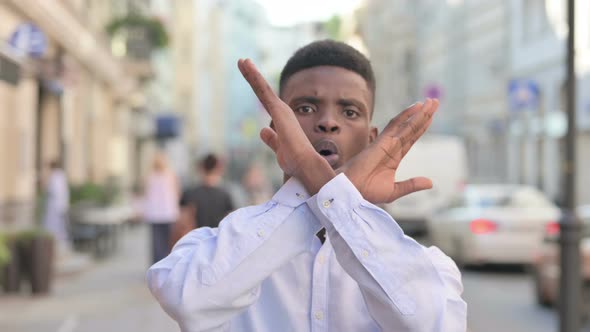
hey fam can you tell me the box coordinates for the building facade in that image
[358,0,590,205]
[0,0,141,230]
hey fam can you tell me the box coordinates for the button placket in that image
[314,310,324,320]
[311,246,330,331]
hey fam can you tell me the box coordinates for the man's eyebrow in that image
[290,96,321,104]
[338,98,367,110]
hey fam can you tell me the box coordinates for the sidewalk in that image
[0,225,178,332]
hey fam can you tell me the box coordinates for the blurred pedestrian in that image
[142,152,180,264]
[42,160,70,250]
[174,153,234,238]
[241,162,273,205]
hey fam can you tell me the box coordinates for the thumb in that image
[260,127,279,153]
[391,177,433,201]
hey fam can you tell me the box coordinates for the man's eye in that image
[296,106,315,114]
[344,109,359,118]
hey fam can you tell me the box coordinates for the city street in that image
[1,226,590,331]
[0,225,177,332]
[1,0,590,331]
[463,265,590,332]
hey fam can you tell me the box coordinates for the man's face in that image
[281,66,377,169]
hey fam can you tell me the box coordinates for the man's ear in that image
[369,126,378,143]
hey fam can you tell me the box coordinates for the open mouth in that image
[314,140,340,168]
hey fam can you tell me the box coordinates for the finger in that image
[380,99,431,158]
[239,59,283,117]
[400,113,435,157]
[391,177,433,201]
[260,127,279,153]
[397,98,437,155]
[237,58,244,73]
[383,102,423,133]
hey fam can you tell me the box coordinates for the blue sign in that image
[156,115,181,139]
[508,79,540,111]
[9,23,47,58]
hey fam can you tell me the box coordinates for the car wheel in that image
[532,266,553,307]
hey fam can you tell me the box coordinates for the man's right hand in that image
[340,99,439,204]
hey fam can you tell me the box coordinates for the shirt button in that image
[318,255,325,265]
[322,200,331,208]
[257,230,265,238]
[361,249,369,258]
[314,311,324,320]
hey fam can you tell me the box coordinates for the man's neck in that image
[203,174,221,186]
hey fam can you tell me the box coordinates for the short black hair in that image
[199,153,219,174]
[279,39,376,99]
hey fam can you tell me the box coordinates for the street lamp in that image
[559,0,581,331]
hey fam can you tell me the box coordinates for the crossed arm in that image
[237,58,437,203]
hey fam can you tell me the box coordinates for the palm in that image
[343,100,439,204]
[272,137,311,176]
[357,145,402,203]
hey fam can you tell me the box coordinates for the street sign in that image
[508,79,540,111]
[8,23,47,58]
[155,114,181,139]
[424,83,443,100]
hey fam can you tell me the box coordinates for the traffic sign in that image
[8,23,47,58]
[508,79,540,111]
[424,83,443,100]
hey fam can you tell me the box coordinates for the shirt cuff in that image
[306,173,363,231]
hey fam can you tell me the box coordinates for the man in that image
[170,153,234,249]
[180,153,234,229]
[147,40,467,331]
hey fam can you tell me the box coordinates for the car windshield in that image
[465,193,511,208]
[450,186,552,209]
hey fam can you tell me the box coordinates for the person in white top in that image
[147,40,467,331]
[43,160,70,247]
[142,152,180,264]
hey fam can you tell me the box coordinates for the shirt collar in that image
[271,177,310,208]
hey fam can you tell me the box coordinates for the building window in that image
[523,0,550,41]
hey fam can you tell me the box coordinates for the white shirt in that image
[147,174,467,331]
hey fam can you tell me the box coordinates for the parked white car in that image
[427,184,560,266]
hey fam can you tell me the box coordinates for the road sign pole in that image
[559,0,581,331]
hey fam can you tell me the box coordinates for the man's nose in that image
[316,113,340,133]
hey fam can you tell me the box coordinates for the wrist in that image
[296,155,336,195]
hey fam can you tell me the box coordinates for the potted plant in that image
[0,235,9,268]
[0,233,20,293]
[17,229,55,294]
[105,14,169,50]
